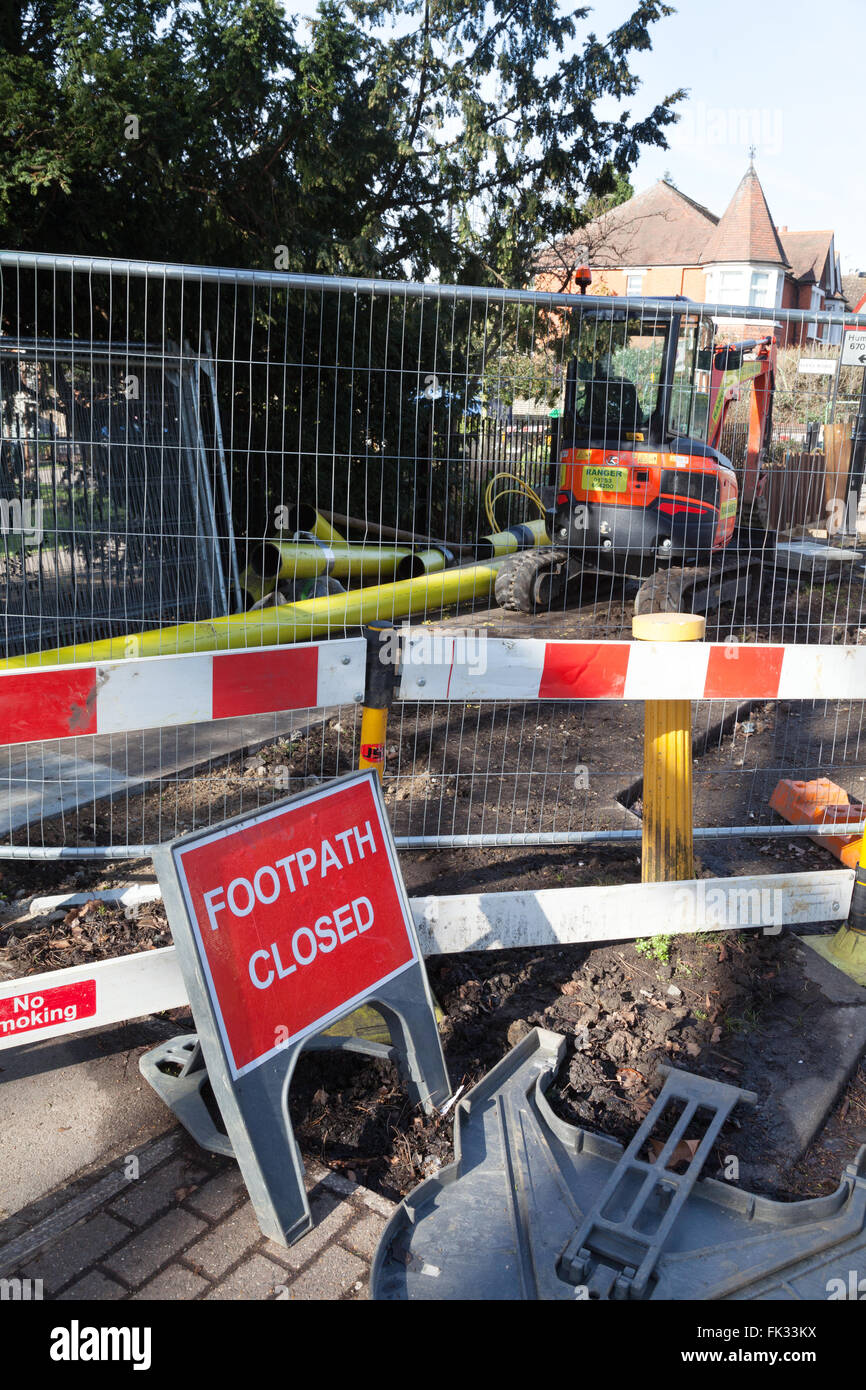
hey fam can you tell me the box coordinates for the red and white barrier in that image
[4,634,863,749]
[0,946,186,1050]
[397,635,866,703]
[0,639,365,746]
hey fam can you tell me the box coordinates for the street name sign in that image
[797,359,836,375]
[151,769,449,1245]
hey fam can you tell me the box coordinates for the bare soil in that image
[1,837,859,1206]
[1,559,864,1209]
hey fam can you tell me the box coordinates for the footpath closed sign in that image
[152,769,449,1246]
[174,774,418,1076]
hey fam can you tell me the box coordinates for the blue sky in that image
[285,0,866,270]
[590,0,866,271]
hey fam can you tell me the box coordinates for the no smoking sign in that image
[151,769,449,1245]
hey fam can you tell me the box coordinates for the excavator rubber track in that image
[494,549,570,613]
[497,545,767,619]
[633,555,760,616]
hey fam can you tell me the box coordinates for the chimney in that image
[778,225,788,233]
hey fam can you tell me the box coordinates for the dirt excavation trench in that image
[1,570,865,1214]
[2,820,865,1210]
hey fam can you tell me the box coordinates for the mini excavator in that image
[495,297,778,615]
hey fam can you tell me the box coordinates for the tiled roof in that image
[699,167,789,267]
[842,273,866,312]
[537,169,840,295]
[782,230,834,284]
[536,179,718,272]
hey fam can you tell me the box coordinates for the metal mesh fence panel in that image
[0,251,864,857]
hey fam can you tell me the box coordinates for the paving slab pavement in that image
[0,1125,393,1300]
[0,1016,184,1216]
[0,1004,397,1303]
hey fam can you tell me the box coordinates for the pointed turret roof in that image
[699,165,789,267]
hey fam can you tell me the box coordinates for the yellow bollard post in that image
[632,611,706,884]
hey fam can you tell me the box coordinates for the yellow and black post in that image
[358,621,399,783]
[324,620,401,1047]
[632,611,706,883]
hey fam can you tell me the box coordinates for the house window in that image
[718,270,743,301]
[749,272,771,306]
[626,273,644,297]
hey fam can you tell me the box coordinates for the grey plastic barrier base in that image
[372,1027,866,1301]
[138,963,449,1251]
[139,1034,235,1159]
[140,1028,400,1162]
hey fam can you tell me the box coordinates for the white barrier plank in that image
[0,946,187,1051]
[0,871,852,1052]
[411,870,853,955]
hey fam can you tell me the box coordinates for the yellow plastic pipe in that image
[242,519,550,598]
[250,540,413,583]
[396,524,550,580]
[479,517,550,558]
[395,547,454,580]
[632,611,706,884]
[2,559,506,668]
[285,504,344,543]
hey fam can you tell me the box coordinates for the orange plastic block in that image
[769,778,864,868]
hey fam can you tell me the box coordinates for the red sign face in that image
[173,774,417,1077]
[0,979,96,1038]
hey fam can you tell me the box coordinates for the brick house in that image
[537,164,846,346]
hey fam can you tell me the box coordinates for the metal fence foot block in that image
[372,1027,866,1301]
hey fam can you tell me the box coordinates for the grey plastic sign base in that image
[139,1034,235,1159]
[148,770,449,1247]
[140,1030,400,1161]
[372,1028,866,1301]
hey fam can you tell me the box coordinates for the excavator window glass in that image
[690,318,714,441]
[565,312,668,446]
[668,317,698,435]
